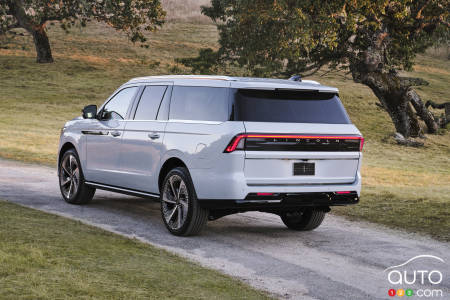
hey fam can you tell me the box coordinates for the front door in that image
[118,84,171,194]
[84,86,139,187]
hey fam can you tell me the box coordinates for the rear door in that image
[230,88,362,186]
[118,83,172,193]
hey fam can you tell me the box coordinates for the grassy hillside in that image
[0,18,449,240]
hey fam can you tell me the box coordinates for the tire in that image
[58,148,95,205]
[160,167,208,236]
[280,208,325,231]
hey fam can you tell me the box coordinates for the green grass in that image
[0,200,271,299]
[0,20,449,241]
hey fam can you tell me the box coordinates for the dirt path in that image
[0,158,448,299]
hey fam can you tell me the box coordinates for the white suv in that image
[58,75,363,236]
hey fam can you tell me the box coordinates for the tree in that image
[0,0,165,63]
[192,0,449,139]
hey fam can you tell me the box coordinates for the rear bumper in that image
[198,191,359,210]
[191,166,362,200]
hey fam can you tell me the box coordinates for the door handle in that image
[148,133,160,140]
[110,131,121,137]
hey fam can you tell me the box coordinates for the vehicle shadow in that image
[89,190,324,239]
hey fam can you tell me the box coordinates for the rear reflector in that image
[336,191,351,194]
[256,192,274,196]
[224,134,364,152]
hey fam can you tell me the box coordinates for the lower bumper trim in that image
[198,191,359,210]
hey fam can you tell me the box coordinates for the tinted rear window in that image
[169,86,229,121]
[232,89,351,124]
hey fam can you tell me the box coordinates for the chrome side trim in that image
[124,119,223,124]
[236,199,282,204]
[85,181,160,198]
[81,130,109,135]
[168,119,224,125]
[247,182,355,187]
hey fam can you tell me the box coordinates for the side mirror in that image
[82,105,97,119]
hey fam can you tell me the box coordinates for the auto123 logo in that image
[384,255,445,298]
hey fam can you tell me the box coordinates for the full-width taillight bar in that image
[224,134,365,152]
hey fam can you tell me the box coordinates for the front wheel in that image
[59,149,95,204]
[160,167,208,236]
[280,208,325,231]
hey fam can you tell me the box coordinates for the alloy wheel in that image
[161,174,189,230]
[59,154,80,199]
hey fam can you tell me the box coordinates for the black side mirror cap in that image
[82,105,97,119]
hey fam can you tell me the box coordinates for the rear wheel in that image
[59,149,95,204]
[280,208,325,231]
[160,167,208,236]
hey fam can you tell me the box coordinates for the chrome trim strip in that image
[236,200,282,204]
[124,119,223,124]
[247,182,356,187]
[81,130,109,135]
[85,181,160,198]
[168,119,224,125]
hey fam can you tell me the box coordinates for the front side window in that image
[169,86,229,122]
[134,85,167,120]
[102,87,138,120]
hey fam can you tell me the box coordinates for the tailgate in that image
[243,122,362,186]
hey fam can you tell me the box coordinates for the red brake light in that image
[336,191,351,194]
[224,134,364,152]
[224,134,247,152]
[360,137,365,152]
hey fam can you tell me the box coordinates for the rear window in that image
[232,89,351,124]
[169,86,229,121]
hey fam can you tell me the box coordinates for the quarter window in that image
[169,86,229,122]
[134,86,168,120]
[102,87,138,120]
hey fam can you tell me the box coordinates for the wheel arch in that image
[58,142,78,171]
[158,157,188,192]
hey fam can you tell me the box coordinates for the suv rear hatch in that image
[227,88,363,186]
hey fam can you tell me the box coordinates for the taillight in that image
[224,134,364,152]
[224,134,247,152]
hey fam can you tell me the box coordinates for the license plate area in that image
[293,162,315,176]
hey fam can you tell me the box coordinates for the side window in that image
[169,86,229,122]
[134,85,168,120]
[102,87,138,120]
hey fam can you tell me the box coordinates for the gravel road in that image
[0,158,448,300]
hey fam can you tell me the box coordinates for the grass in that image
[0,17,449,241]
[0,200,271,299]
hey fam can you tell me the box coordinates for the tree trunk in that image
[350,57,438,138]
[31,25,53,63]
[353,70,413,137]
[8,1,54,63]
[407,89,438,133]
